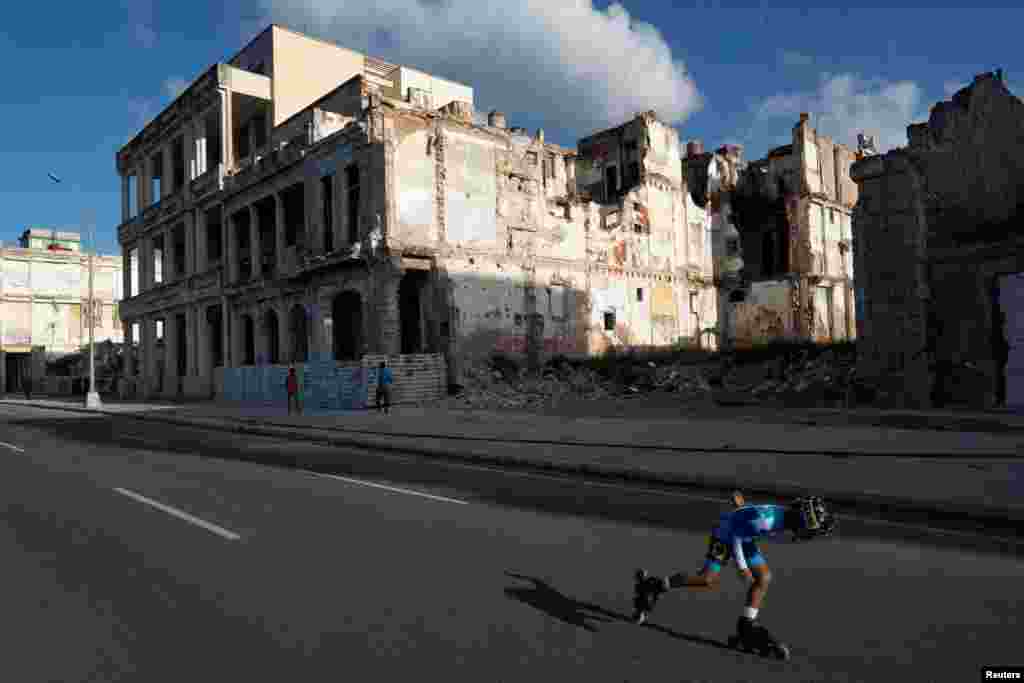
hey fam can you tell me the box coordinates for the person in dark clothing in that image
[23,373,31,400]
[376,361,393,414]
[286,367,300,415]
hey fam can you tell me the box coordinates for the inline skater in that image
[632,491,837,659]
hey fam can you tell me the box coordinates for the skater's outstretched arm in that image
[732,537,748,572]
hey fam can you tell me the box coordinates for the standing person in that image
[632,491,837,660]
[376,360,392,415]
[286,366,300,415]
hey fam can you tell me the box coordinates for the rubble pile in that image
[448,346,860,411]
[746,349,859,401]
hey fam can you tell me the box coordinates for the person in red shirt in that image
[286,367,300,415]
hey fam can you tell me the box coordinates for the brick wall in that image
[363,353,446,405]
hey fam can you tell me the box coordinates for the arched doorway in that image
[265,309,281,365]
[289,304,308,363]
[243,315,255,365]
[332,291,362,361]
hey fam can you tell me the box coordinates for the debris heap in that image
[447,346,861,412]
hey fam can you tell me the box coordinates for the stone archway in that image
[289,304,308,363]
[264,308,281,365]
[332,291,362,361]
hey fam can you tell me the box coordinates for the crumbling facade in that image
[714,115,858,348]
[851,71,1024,409]
[0,229,123,394]
[116,25,718,400]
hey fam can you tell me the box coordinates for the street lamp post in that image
[48,173,102,409]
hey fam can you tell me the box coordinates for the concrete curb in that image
[5,399,1022,530]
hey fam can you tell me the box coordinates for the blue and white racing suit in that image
[702,505,789,573]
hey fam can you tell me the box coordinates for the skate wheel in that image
[635,569,648,582]
[774,644,791,661]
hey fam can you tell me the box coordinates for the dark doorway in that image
[400,271,428,354]
[265,309,281,365]
[207,306,224,368]
[332,291,362,361]
[290,304,308,363]
[175,313,187,379]
[243,315,255,365]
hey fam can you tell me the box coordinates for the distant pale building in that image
[0,228,123,394]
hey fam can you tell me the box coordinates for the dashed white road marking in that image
[0,441,25,453]
[113,487,242,541]
[307,471,468,505]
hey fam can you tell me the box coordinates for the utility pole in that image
[48,173,102,408]
[86,216,101,409]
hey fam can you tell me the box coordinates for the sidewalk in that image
[3,396,1022,526]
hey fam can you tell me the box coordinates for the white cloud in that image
[779,50,813,68]
[756,73,926,153]
[253,0,702,134]
[163,77,189,100]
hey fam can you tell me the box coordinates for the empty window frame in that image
[604,165,618,201]
[322,175,335,253]
[128,246,139,297]
[172,137,185,191]
[283,183,305,248]
[152,237,164,284]
[150,153,163,203]
[206,208,222,262]
[627,161,640,187]
[345,164,360,243]
[126,175,138,219]
[173,225,186,277]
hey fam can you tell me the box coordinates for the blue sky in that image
[1,1,1021,257]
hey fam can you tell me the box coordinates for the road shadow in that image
[502,571,731,650]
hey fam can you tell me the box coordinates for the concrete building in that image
[116,25,719,400]
[712,114,858,348]
[0,229,123,394]
[850,71,1024,409]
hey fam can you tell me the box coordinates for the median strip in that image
[113,487,242,541]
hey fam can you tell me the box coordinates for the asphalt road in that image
[0,403,1020,682]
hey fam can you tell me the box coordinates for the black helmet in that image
[791,496,837,539]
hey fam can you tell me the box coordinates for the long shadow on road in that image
[503,572,731,651]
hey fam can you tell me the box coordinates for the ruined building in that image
[115,25,718,400]
[851,71,1024,409]
[1,229,123,394]
[705,114,858,348]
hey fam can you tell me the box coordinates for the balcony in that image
[190,164,224,202]
[225,140,310,193]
